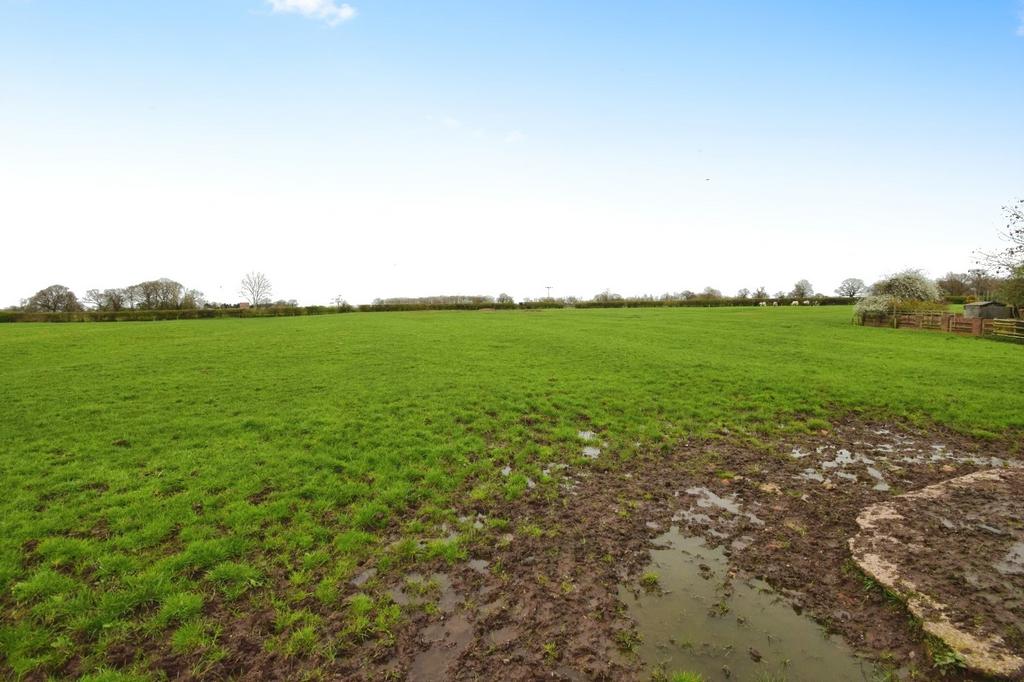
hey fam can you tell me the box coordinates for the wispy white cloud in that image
[266,0,356,26]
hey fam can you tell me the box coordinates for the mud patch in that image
[623,527,870,680]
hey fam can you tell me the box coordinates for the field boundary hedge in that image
[0,297,858,323]
[0,306,343,323]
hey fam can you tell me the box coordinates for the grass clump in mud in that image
[615,628,643,653]
[650,669,705,682]
[640,571,660,591]
[925,635,966,675]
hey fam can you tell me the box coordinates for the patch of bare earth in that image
[157,420,1021,680]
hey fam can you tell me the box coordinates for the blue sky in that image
[1,1,1022,304]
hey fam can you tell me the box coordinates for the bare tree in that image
[790,279,814,298]
[240,272,272,306]
[25,285,82,312]
[700,287,723,299]
[978,199,1024,273]
[122,284,142,309]
[84,288,129,311]
[835,278,866,298]
[84,289,105,310]
[181,288,205,309]
[592,289,623,302]
[966,268,1001,300]
[936,272,970,297]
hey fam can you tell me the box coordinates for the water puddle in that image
[865,466,890,492]
[582,446,601,459]
[351,567,376,586]
[401,572,473,681]
[622,528,870,681]
[407,613,473,681]
[792,430,1022,497]
[388,572,458,611]
[798,468,825,483]
[682,486,763,526]
[486,624,519,647]
[995,542,1024,576]
[458,513,487,530]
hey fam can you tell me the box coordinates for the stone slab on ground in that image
[850,468,1024,679]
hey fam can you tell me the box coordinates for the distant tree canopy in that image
[81,279,204,311]
[1001,266,1024,307]
[24,285,83,312]
[371,295,499,306]
[591,290,623,303]
[936,272,970,297]
[790,280,814,299]
[835,278,866,298]
[700,287,723,299]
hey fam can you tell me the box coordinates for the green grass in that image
[1,306,1021,677]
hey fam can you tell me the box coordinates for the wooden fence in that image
[992,318,1024,341]
[862,312,1018,339]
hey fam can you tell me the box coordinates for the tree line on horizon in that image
[6,271,1014,315]
[7,200,1022,315]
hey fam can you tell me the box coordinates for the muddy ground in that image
[190,420,1023,681]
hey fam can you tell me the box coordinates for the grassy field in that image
[1,306,1022,679]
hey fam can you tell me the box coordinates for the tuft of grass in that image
[615,628,642,653]
[670,673,705,682]
[285,625,319,657]
[171,619,218,654]
[925,635,966,675]
[156,592,204,627]
[207,561,262,600]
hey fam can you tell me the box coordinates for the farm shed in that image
[963,301,1013,319]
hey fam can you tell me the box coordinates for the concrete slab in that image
[849,468,1024,679]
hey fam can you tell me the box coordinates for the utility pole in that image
[545,286,552,299]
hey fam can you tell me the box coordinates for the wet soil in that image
[621,529,871,680]
[159,419,1021,680]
